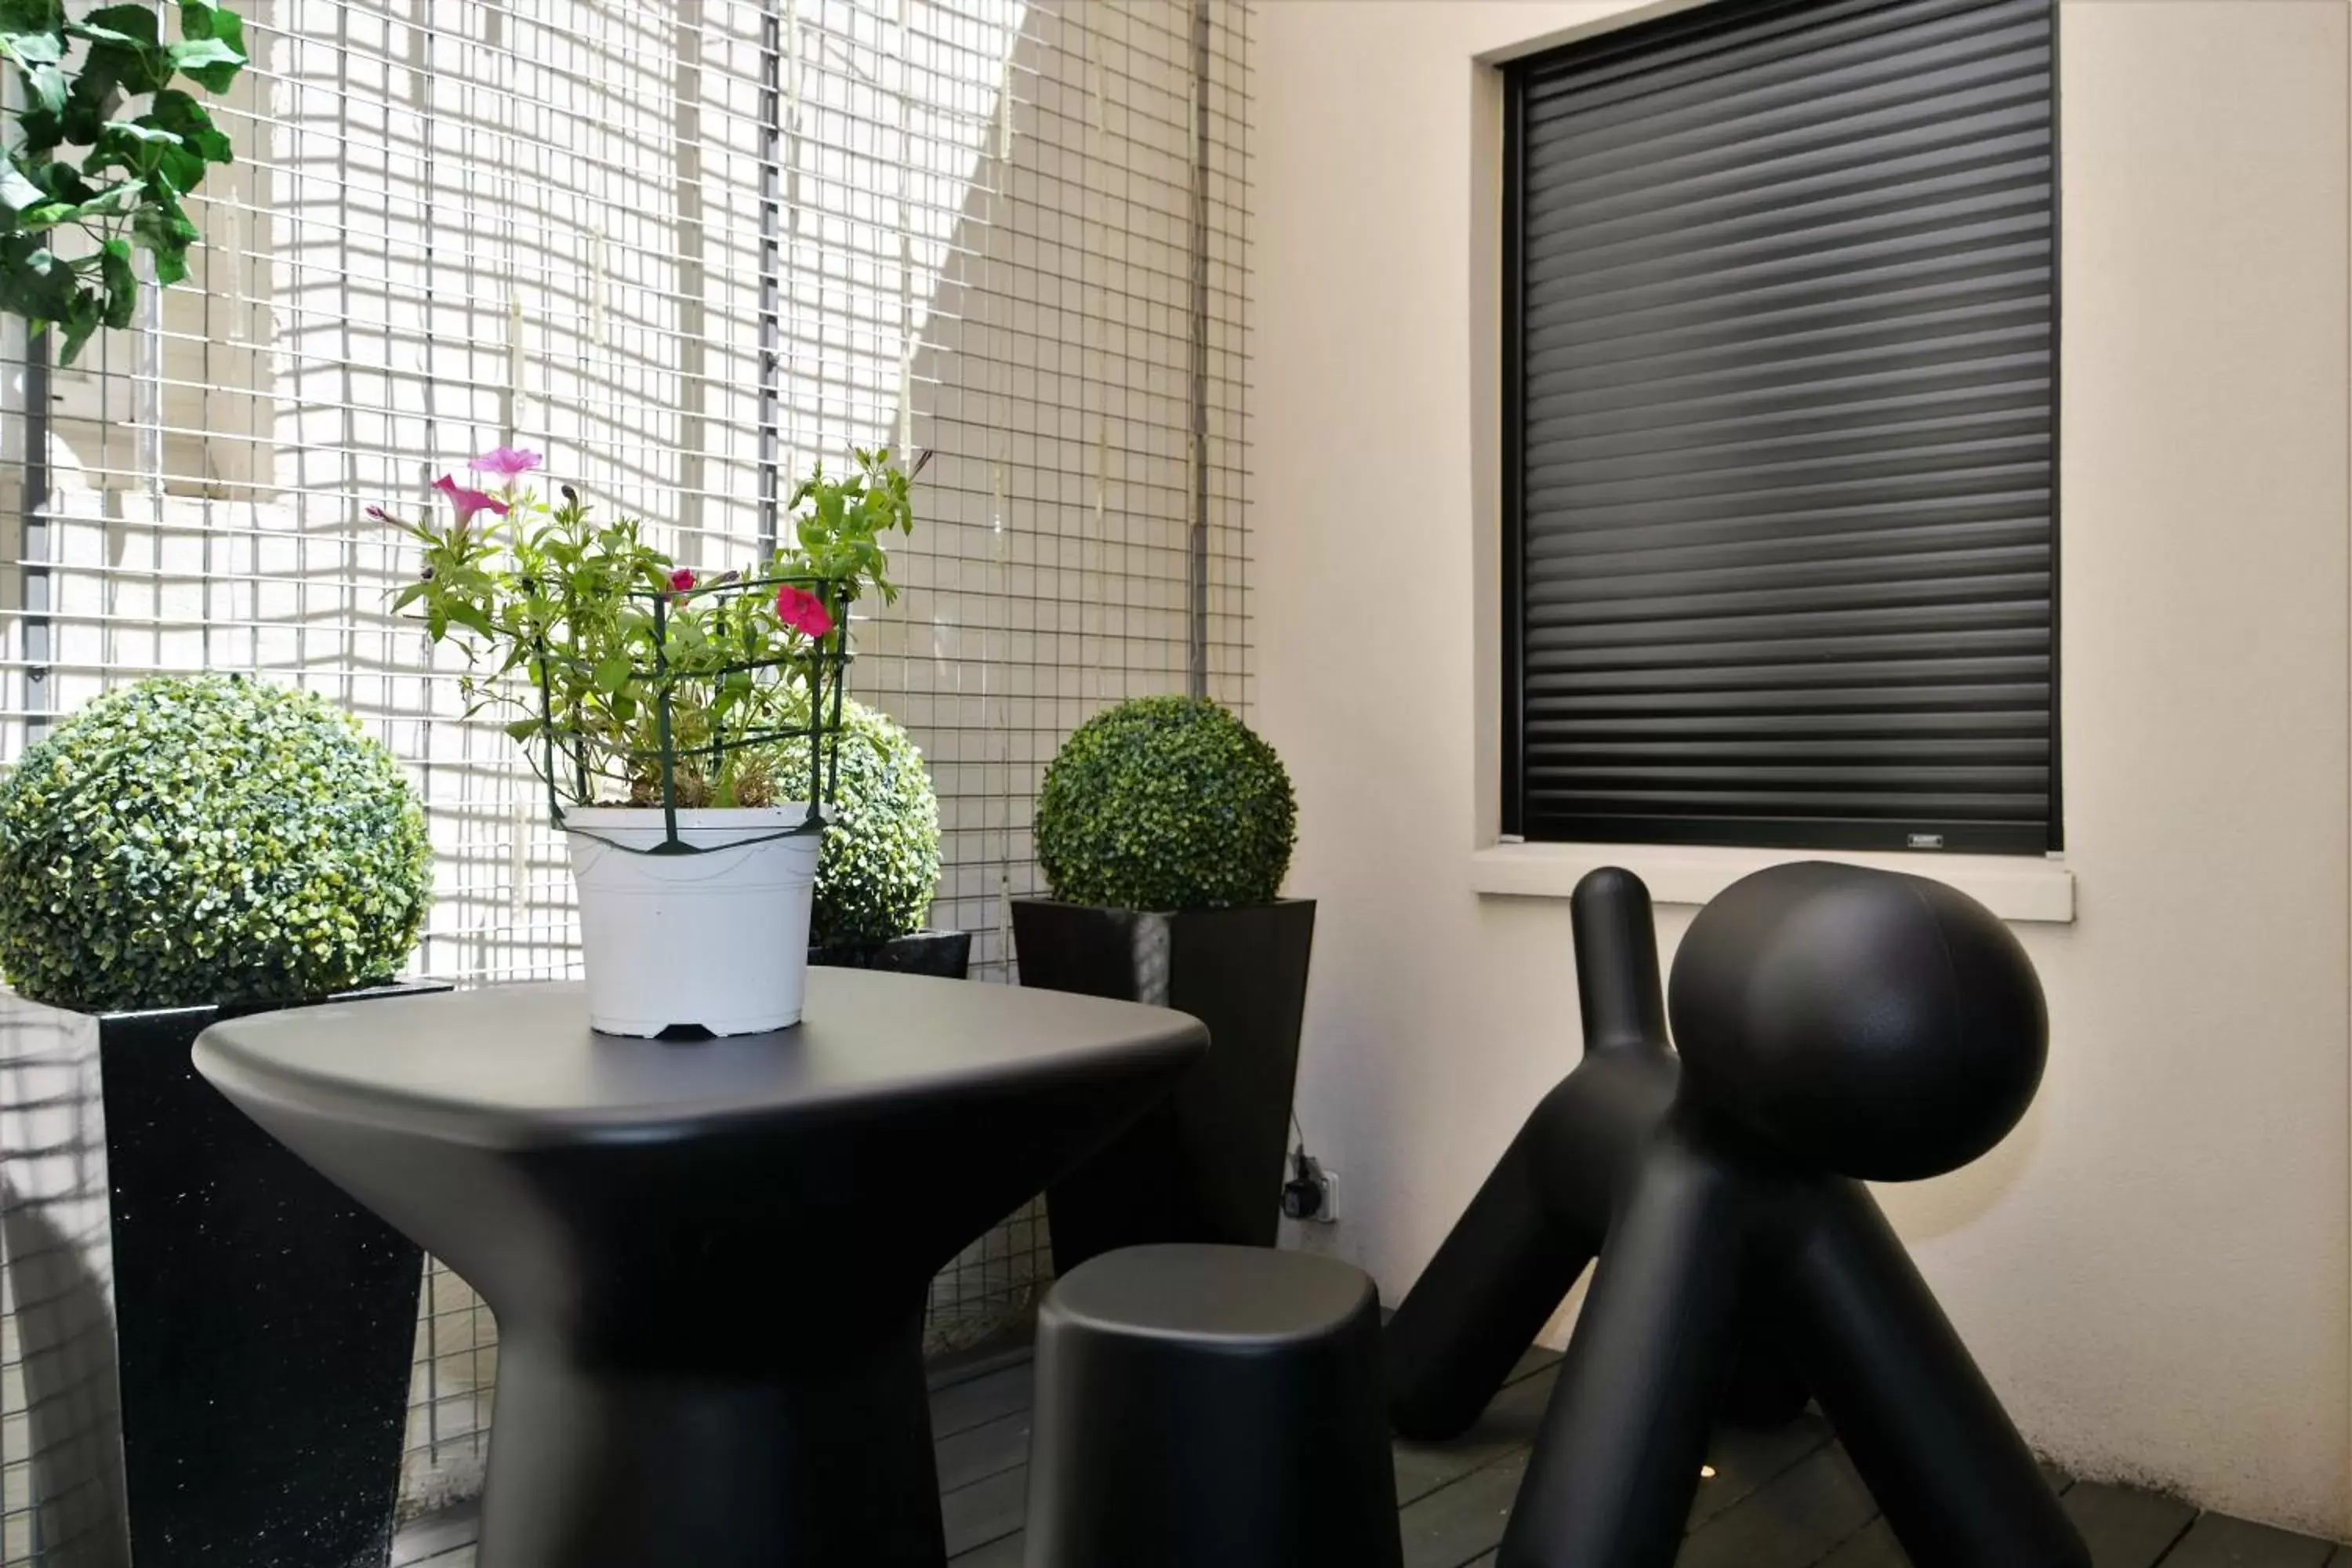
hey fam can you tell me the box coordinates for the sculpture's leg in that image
[1772,1182,2089,1568]
[1385,1115,1595,1439]
[1498,1128,1745,1568]
[1387,868,1668,1439]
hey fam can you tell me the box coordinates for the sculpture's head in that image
[1667,862,2047,1181]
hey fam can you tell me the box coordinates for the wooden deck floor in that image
[392,1344,2349,1568]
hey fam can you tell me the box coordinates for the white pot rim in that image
[564,803,817,829]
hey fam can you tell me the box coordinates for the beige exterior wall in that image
[1254,0,2352,1534]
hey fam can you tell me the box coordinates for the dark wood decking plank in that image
[1811,1516,1910,1567]
[947,1529,1027,1566]
[1394,1365,1559,1506]
[935,1407,1032,1494]
[1399,1450,1533,1568]
[1505,1344,1563,1384]
[1687,1411,1836,1530]
[1676,1441,1880,1568]
[930,1362,1035,1440]
[2063,1482,2197,1568]
[940,1464,1029,1559]
[2158,1513,2336,1567]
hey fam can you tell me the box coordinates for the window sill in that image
[1468,842,2075,925]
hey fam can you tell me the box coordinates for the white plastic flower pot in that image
[564,805,821,1036]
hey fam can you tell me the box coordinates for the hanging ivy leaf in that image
[0,0,243,361]
[165,35,240,92]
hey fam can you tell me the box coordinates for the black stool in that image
[1025,1243,1403,1568]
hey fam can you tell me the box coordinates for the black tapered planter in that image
[0,983,441,1568]
[1011,899,1315,1275]
[809,928,972,978]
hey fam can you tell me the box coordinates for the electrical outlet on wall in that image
[1307,1168,1338,1224]
[1281,1152,1338,1225]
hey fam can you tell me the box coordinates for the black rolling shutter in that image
[1503,0,2057,855]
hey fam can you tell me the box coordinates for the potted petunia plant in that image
[379,445,913,1037]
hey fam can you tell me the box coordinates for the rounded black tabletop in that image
[193,970,1207,1150]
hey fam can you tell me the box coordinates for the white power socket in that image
[1306,1168,1338,1224]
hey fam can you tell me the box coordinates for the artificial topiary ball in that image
[0,675,434,1011]
[774,697,942,949]
[1035,695,1296,910]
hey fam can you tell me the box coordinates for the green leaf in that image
[96,238,134,329]
[155,141,207,195]
[441,600,495,641]
[97,118,183,155]
[75,5,160,49]
[593,655,633,695]
[165,34,241,92]
[0,233,75,320]
[0,161,45,216]
[56,289,102,365]
[503,717,543,742]
[130,188,198,285]
[68,42,165,125]
[15,108,64,154]
[78,176,148,220]
[0,26,60,64]
[151,89,232,162]
[29,161,91,203]
[20,60,65,113]
[0,0,64,32]
[180,0,244,59]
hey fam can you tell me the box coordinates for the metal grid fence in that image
[0,0,1251,1542]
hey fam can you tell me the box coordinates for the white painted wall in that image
[1255,0,2352,1534]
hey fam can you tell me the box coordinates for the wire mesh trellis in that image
[0,0,1250,1544]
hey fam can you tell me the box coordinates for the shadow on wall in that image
[0,1177,129,1568]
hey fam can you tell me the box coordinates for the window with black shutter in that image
[1501,0,2058,855]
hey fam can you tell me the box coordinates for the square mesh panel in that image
[0,0,1250,1541]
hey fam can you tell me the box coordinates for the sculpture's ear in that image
[1570,867,1668,1056]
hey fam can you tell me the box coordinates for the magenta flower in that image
[434,474,510,525]
[670,568,698,594]
[470,447,543,479]
[775,584,834,640]
[365,504,392,524]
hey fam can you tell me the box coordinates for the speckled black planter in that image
[1011,900,1316,1276]
[85,985,438,1568]
[808,929,972,979]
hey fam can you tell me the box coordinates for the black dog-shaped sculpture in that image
[1387,862,2088,1568]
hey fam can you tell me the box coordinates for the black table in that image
[192,971,1207,1568]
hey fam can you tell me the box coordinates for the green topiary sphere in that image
[0,675,434,1011]
[1035,695,1296,911]
[775,697,942,949]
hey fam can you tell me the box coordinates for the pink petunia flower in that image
[365,504,392,524]
[775,584,834,640]
[434,474,510,526]
[470,447,543,479]
[670,568,698,594]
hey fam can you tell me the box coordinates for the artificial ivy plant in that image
[0,0,246,364]
[772,696,942,950]
[1035,695,1297,912]
[0,674,434,1011]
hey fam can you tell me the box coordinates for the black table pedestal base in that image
[481,1319,943,1568]
[194,975,1207,1568]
